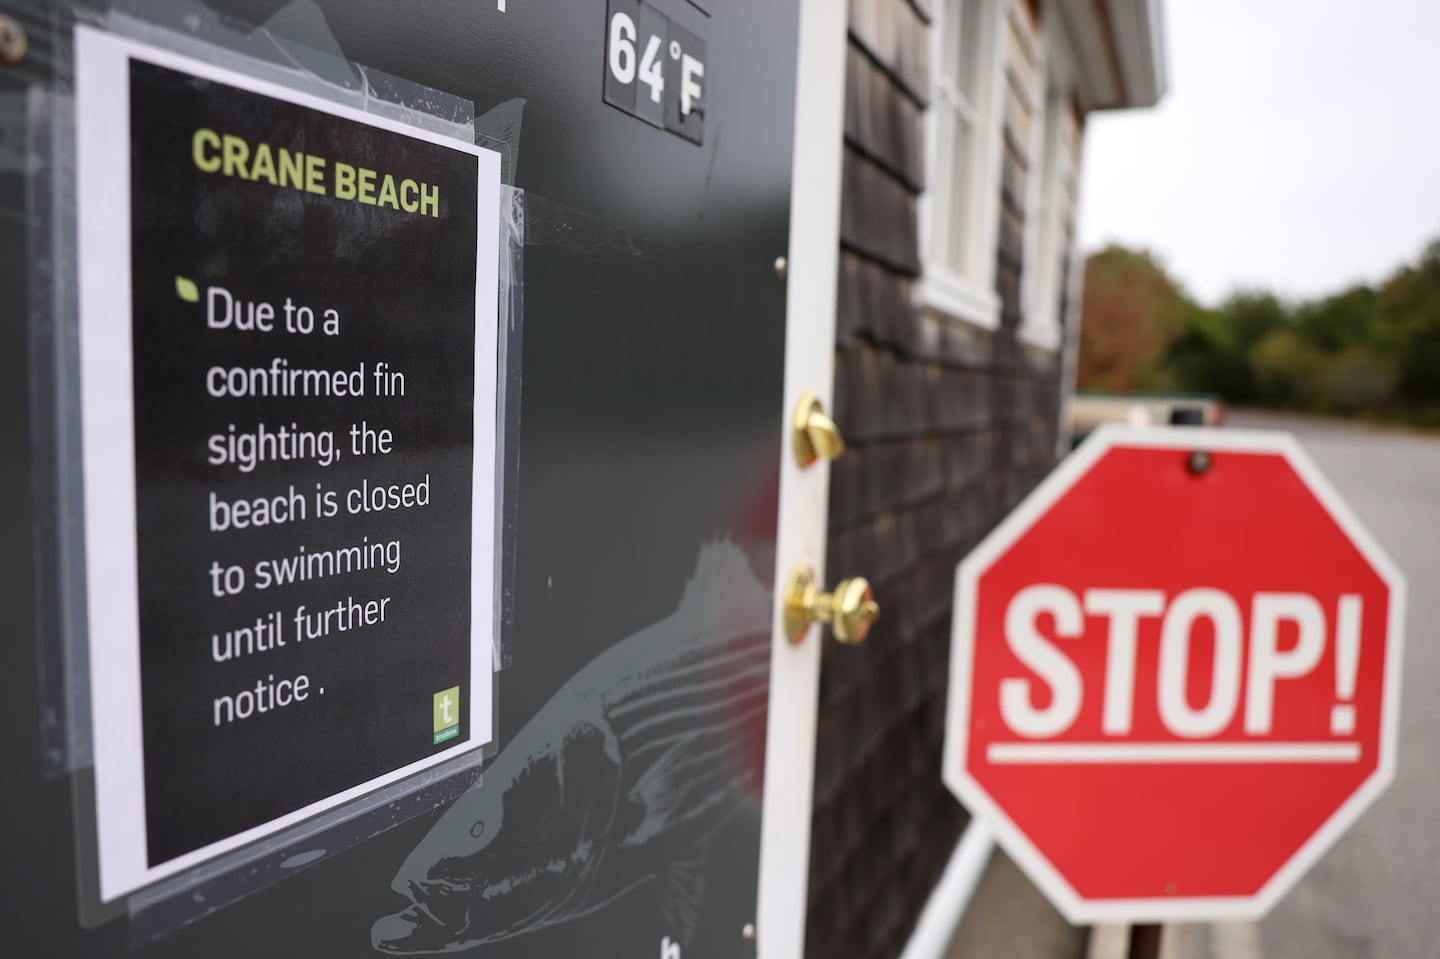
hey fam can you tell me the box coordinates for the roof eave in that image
[1060,0,1168,113]
[1106,0,1168,108]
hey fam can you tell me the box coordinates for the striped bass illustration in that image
[372,541,772,954]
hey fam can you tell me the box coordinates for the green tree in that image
[1250,328,1322,409]
[1295,285,1383,353]
[1389,241,1440,413]
[1222,291,1289,351]
[1077,235,1440,424]
[1164,308,1256,401]
[1320,349,1395,415]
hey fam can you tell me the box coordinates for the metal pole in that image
[1128,406,1204,959]
[1127,923,1163,959]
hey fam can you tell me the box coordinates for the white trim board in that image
[896,822,997,959]
[916,0,1009,332]
[755,0,848,955]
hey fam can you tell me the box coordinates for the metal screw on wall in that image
[0,16,27,66]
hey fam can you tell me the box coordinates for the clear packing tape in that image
[20,0,524,939]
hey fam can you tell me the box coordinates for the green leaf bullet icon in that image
[175,276,200,303]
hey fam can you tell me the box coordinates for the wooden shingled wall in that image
[805,1,1068,956]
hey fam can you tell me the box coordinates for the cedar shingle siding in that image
[806,1,1068,955]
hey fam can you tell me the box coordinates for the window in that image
[1021,20,1082,350]
[920,0,1007,327]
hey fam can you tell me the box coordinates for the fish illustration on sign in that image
[373,542,772,954]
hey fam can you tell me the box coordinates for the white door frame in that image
[755,1,847,956]
[755,6,1001,957]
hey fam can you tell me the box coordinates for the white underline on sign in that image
[985,742,1362,764]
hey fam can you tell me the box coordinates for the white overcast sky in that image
[1078,0,1440,306]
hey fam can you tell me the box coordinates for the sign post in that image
[944,426,1405,922]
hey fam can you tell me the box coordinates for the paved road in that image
[1192,412,1440,959]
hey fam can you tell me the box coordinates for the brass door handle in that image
[792,392,844,467]
[784,564,879,645]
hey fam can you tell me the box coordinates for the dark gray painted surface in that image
[1,0,798,955]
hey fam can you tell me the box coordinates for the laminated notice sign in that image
[74,27,501,901]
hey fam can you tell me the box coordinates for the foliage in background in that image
[1077,240,1440,425]
[1075,247,1189,392]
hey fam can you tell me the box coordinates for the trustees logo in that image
[433,687,460,744]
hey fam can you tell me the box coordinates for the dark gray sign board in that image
[6,0,800,954]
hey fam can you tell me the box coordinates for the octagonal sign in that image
[944,426,1405,923]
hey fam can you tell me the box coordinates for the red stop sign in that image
[944,427,1404,922]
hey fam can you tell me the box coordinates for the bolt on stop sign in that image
[944,427,1405,922]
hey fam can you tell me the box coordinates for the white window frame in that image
[1019,16,1079,351]
[916,0,1010,330]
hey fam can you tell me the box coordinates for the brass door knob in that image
[792,392,845,467]
[784,564,879,645]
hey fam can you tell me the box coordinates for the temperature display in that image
[604,0,707,144]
